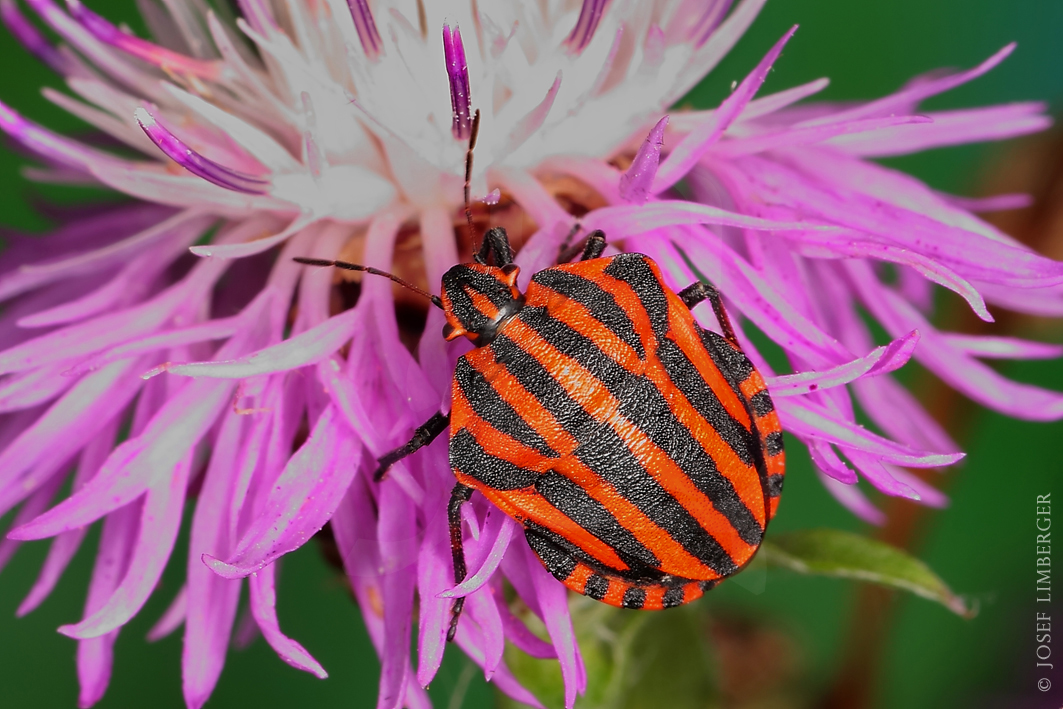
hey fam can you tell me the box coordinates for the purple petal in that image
[412,480,452,688]
[66,0,220,78]
[885,466,949,508]
[0,466,65,575]
[248,562,328,678]
[0,98,114,171]
[618,116,668,205]
[654,25,798,191]
[135,108,272,195]
[57,453,192,638]
[442,23,471,140]
[783,228,992,321]
[204,406,358,579]
[452,624,544,708]
[0,363,75,413]
[766,330,919,396]
[0,208,207,303]
[465,584,505,680]
[0,0,68,72]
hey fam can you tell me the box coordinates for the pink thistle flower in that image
[0,0,1060,707]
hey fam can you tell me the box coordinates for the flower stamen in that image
[564,0,609,54]
[345,0,382,60]
[443,23,472,141]
[135,108,272,194]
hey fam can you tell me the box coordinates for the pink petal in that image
[710,115,933,159]
[841,449,921,500]
[464,585,505,680]
[806,439,858,485]
[0,363,75,414]
[248,562,328,678]
[940,334,1063,360]
[776,397,965,467]
[183,410,245,708]
[0,465,65,575]
[17,417,117,617]
[829,104,1049,157]
[797,43,1016,126]
[146,585,187,642]
[849,261,1063,421]
[452,623,544,709]
[74,499,140,707]
[412,478,452,688]
[654,25,798,191]
[189,214,315,259]
[9,374,234,540]
[766,330,919,396]
[0,256,227,375]
[495,589,557,659]
[377,481,418,709]
[584,200,823,237]
[153,307,359,380]
[0,357,146,518]
[204,405,358,578]
[439,514,516,598]
[58,453,192,638]
[618,116,668,204]
[499,72,562,161]
[815,469,885,525]
[509,536,585,707]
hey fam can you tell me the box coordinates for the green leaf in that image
[761,528,975,617]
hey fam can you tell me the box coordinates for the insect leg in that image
[678,280,739,349]
[447,482,475,642]
[474,226,514,267]
[578,230,607,261]
[373,411,450,482]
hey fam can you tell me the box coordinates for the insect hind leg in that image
[373,411,450,482]
[523,525,715,610]
[447,482,474,642]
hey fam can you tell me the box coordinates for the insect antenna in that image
[293,257,443,309]
[464,108,481,249]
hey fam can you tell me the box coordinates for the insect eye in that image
[501,263,519,276]
[442,322,455,339]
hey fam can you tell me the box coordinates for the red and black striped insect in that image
[295,115,785,641]
[296,225,784,639]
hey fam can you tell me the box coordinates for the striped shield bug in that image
[295,113,785,641]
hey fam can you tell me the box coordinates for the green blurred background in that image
[1,1,1062,707]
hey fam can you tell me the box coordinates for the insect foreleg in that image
[678,280,740,349]
[373,411,450,482]
[447,482,475,642]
